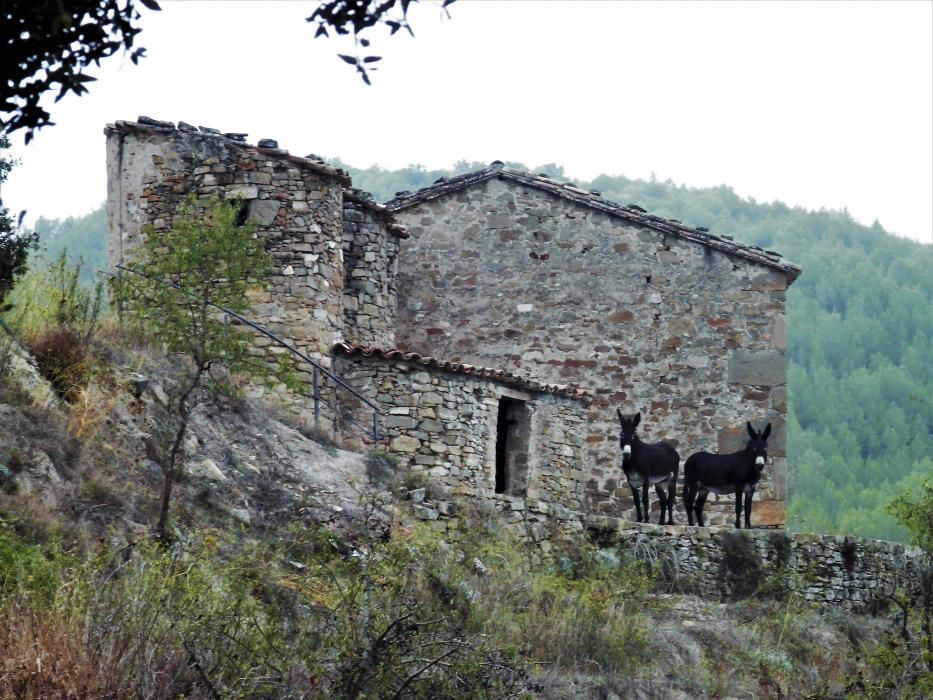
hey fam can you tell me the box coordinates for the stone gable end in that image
[392,175,794,526]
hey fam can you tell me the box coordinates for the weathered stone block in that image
[386,415,418,429]
[413,504,439,520]
[771,316,786,350]
[751,500,785,527]
[728,351,785,386]
[749,270,788,291]
[249,199,280,226]
[770,386,787,412]
[390,435,421,452]
[487,213,510,229]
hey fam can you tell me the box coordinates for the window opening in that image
[234,201,250,227]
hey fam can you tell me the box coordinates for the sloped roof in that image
[106,116,407,238]
[106,116,352,184]
[334,343,588,400]
[386,163,801,280]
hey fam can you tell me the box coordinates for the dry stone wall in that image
[333,349,588,524]
[392,175,794,526]
[589,519,922,611]
[342,190,402,347]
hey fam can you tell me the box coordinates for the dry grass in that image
[27,326,90,403]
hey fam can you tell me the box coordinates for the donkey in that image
[683,422,771,528]
[617,410,680,524]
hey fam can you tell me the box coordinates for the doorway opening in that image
[495,397,530,496]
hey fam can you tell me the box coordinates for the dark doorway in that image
[495,397,530,496]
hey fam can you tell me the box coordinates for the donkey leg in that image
[734,489,743,528]
[666,477,676,525]
[641,483,650,524]
[694,489,709,527]
[654,483,668,525]
[744,487,755,529]
[630,485,643,523]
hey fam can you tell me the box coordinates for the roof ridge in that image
[386,165,801,280]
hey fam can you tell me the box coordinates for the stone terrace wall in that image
[590,519,922,610]
[342,190,403,347]
[106,118,349,369]
[393,176,793,526]
[333,349,588,519]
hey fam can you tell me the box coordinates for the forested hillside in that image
[23,164,932,542]
[32,206,106,282]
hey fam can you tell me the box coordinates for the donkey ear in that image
[633,412,641,427]
[617,408,624,425]
[762,423,772,440]
[747,421,757,438]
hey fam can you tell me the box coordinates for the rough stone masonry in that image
[101,120,928,612]
[106,117,405,422]
[106,119,801,529]
[388,166,801,526]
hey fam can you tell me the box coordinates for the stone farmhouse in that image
[387,166,801,526]
[106,117,800,532]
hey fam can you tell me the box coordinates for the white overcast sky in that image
[4,0,932,243]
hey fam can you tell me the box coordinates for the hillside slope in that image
[0,329,922,698]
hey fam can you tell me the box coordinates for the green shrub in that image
[0,529,65,606]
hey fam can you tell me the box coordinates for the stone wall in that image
[391,173,797,526]
[333,346,588,521]
[107,118,349,370]
[342,190,403,347]
[588,519,922,611]
[106,118,408,430]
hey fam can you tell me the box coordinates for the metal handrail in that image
[114,264,380,441]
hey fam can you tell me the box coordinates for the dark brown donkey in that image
[617,411,680,524]
[683,421,771,528]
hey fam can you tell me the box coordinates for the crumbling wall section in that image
[106,120,349,365]
[105,117,350,372]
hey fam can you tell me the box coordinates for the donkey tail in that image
[682,454,697,513]
[672,455,679,502]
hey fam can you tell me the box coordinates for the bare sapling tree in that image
[117,194,276,541]
[885,479,933,685]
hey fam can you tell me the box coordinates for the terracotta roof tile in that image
[334,343,588,399]
[385,164,801,280]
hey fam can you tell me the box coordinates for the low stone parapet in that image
[588,518,923,610]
